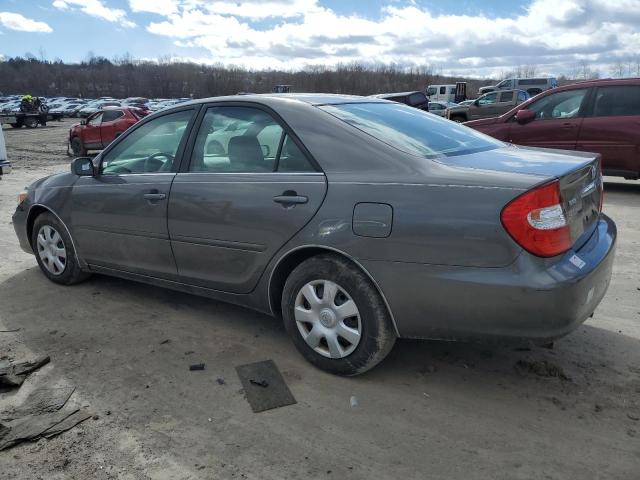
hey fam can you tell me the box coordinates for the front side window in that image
[189,106,315,173]
[593,86,640,117]
[426,87,437,96]
[497,79,514,89]
[320,102,502,158]
[528,89,587,120]
[87,113,102,126]
[100,109,193,175]
[478,93,498,106]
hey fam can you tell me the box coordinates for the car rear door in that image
[168,104,327,294]
[508,88,589,150]
[576,85,640,177]
[71,108,197,278]
[99,109,126,147]
[469,92,498,120]
[82,112,103,149]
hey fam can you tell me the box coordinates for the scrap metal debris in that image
[236,360,296,413]
[0,356,50,387]
[189,363,205,371]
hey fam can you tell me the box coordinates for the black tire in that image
[71,137,87,157]
[31,212,90,285]
[10,123,22,129]
[24,117,38,128]
[451,115,466,123]
[281,254,396,376]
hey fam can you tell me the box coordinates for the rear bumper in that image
[363,214,617,341]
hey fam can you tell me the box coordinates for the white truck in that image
[426,84,457,103]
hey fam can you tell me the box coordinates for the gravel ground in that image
[0,120,639,479]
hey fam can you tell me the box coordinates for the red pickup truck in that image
[69,107,147,156]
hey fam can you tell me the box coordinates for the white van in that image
[426,84,457,103]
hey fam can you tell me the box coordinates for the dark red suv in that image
[465,78,640,179]
[69,107,147,156]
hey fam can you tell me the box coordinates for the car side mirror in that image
[515,109,535,124]
[71,157,94,176]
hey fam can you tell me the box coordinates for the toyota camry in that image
[12,94,616,375]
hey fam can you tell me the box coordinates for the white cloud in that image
[141,0,640,75]
[53,0,136,28]
[0,12,53,32]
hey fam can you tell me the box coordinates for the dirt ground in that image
[0,120,639,479]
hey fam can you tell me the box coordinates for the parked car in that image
[428,101,457,117]
[447,90,529,122]
[68,107,147,156]
[479,77,557,96]
[13,94,615,375]
[370,91,429,110]
[466,78,640,179]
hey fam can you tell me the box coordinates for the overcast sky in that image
[0,0,639,77]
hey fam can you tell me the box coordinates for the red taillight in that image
[501,180,571,258]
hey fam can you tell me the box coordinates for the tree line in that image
[0,56,494,99]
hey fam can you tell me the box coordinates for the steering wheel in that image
[144,152,175,172]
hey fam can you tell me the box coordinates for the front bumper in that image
[362,214,617,341]
[13,201,32,255]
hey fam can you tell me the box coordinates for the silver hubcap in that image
[36,225,67,276]
[294,280,362,359]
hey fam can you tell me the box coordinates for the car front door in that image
[508,88,589,150]
[168,105,327,294]
[576,85,640,176]
[71,108,196,278]
[469,92,498,119]
[99,109,125,147]
[83,112,103,149]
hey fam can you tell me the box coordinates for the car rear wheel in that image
[281,254,396,376]
[70,137,87,157]
[24,117,38,128]
[451,116,466,123]
[32,213,90,285]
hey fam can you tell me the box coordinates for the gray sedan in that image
[12,94,616,375]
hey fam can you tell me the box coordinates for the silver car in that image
[12,94,616,375]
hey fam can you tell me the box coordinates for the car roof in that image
[370,91,424,98]
[554,77,640,91]
[178,93,388,108]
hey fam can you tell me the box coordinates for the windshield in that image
[320,102,502,157]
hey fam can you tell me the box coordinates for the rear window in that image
[320,102,502,157]
[408,92,427,106]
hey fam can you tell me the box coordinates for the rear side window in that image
[593,86,640,117]
[320,102,502,158]
[499,91,514,102]
[189,106,315,173]
[439,86,446,95]
[101,110,124,122]
[408,93,427,106]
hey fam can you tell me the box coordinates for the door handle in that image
[273,192,308,206]
[143,193,166,201]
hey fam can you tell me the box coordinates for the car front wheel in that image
[70,137,87,157]
[281,254,396,376]
[32,213,90,285]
